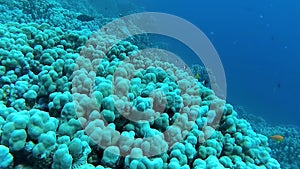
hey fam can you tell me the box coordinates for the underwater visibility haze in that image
[0,0,299,169]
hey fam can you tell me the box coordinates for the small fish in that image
[269,135,284,143]
[194,73,200,80]
[77,14,95,22]
[183,64,187,70]
[277,83,281,88]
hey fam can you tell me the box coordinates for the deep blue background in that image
[133,0,300,126]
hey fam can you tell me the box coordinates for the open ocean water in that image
[137,0,300,127]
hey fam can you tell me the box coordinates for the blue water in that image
[129,0,300,126]
[1,1,298,168]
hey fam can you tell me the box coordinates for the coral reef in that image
[0,0,283,169]
[237,106,300,169]
[0,0,106,31]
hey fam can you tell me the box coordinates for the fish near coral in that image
[194,73,200,80]
[76,14,95,22]
[269,134,284,143]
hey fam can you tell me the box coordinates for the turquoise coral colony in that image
[0,0,285,169]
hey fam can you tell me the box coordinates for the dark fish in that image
[271,35,275,41]
[277,83,281,88]
[77,14,95,22]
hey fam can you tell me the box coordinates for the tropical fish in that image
[269,134,284,143]
[76,14,95,22]
[194,73,200,80]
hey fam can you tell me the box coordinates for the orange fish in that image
[269,135,284,143]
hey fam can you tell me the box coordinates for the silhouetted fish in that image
[277,83,281,88]
[77,14,95,22]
